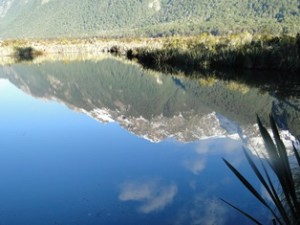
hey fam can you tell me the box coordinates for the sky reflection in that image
[0,76,271,225]
[119,179,178,213]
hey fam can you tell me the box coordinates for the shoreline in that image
[0,33,299,73]
[0,37,163,57]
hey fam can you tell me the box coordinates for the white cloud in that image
[119,181,156,201]
[174,195,228,225]
[194,199,228,225]
[184,138,243,175]
[139,185,177,213]
[119,180,177,213]
[196,138,242,155]
[195,142,210,154]
[183,159,206,175]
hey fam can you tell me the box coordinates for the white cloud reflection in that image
[183,138,243,175]
[175,195,228,225]
[183,159,206,175]
[196,138,243,155]
[119,180,177,213]
[193,199,227,225]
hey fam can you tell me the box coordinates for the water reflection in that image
[1,58,300,145]
[0,59,299,224]
[119,180,177,214]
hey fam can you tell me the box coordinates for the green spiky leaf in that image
[220,198,263,225]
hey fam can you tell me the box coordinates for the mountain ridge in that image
[0,0,299,39]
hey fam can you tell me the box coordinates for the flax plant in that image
[222,115,300,225]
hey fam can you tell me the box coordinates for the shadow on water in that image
[214,69,300,99]
[130,57,300,99]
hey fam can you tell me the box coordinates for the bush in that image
[14,46,43,61]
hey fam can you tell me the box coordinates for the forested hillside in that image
[0,0,299,38]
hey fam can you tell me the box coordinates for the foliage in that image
[14,46,43,61]
[222,115,300,224]
[0,0,299,38]
[129,33,300,72]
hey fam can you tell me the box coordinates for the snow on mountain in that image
[81,105,298,158]
[0,0,13,17]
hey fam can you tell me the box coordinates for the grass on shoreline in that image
[128,32,300,73]
[1,32,300,72]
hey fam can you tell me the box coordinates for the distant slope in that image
[0,0,299,39]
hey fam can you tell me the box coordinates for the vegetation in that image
[1,33,300,73]
[14,46,43,61]
[222,115,300,224]
[1,34,300,96]
[128,33,300,72]
[0,0,299,38]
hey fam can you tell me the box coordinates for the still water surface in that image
[0,58,299,225]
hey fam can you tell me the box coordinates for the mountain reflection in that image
[0,59,299,148]
[0,76,283,224]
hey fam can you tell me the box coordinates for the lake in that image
[0,58,299,225]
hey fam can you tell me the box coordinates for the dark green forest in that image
[0,0,299,38]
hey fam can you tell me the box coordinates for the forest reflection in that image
[0,58,300,143]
